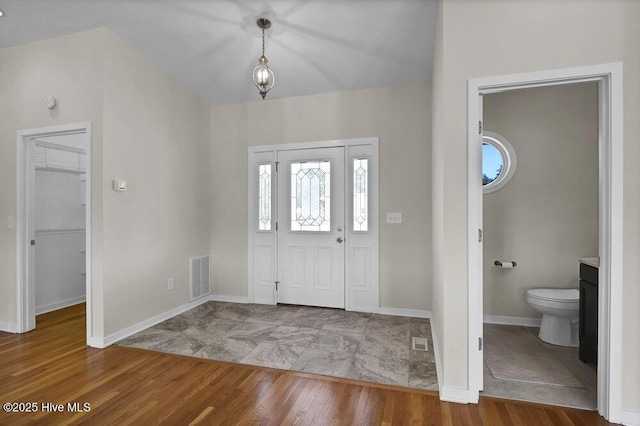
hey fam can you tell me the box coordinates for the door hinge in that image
[478,229,483,243]
[275,222,278,231]
[275,162,279,172]
[479,121,483,134]
[31,239,36,246]
[275,281,279,291]
[479,337,483,351]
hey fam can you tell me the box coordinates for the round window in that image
[482,131,516,194]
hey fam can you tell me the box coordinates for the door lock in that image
[337,226,343,232]
[336,237,344,243]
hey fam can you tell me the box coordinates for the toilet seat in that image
[527,288,579,302]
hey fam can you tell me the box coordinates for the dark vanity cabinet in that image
[579,263,598,364]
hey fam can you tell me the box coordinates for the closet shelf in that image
[34,139,86,155]
[35,227,86,236]
[35,165,86,175]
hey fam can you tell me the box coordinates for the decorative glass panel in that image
[290,161,331,232]
[353,158,368,231]
[258,164,271,231]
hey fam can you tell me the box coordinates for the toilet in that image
[526,288,580,347]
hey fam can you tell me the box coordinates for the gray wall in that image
[210,83,433,311]
[0,29,104,332]
[431,0,640,408]
[483,83,598,319]
[0,28,211,338]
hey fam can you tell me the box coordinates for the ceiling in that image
[0,0,437,106]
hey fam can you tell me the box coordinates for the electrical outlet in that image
[167,278,174,290]
[386,212,403,224]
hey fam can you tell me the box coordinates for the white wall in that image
[431,0,640,413]
[210,83,432,311]
[483,83,599,318]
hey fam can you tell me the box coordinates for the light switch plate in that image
[386,212,403,224]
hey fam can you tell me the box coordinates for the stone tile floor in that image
[481,324,597,409]
[118,301,438,391]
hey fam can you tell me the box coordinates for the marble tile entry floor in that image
[481,324,597,410]
[118,301,438,392]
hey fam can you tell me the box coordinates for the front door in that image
[277,147,345,308]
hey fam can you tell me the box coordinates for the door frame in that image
[16,122,93,342]
[248,137,379,311]
[467,63,623,421]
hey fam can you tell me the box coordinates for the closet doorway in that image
[17,123,92,339]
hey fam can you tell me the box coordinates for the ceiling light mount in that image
[256,18,271,30]
[252,18,274,100]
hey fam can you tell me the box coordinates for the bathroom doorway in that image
[16,123,92,339]
[479,81,599,408]
[467,63,623,421]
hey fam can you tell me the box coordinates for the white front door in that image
[277,147,345,308]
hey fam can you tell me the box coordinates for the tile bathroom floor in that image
[118,301,438,392]
[481,323,597,409]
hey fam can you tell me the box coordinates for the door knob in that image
[336,237,344,243]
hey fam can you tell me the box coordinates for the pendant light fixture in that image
[252,18,274,99]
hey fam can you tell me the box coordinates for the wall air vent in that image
[189,255,210,301]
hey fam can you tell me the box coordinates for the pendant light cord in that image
[262,28,266,56]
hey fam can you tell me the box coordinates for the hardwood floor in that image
[0,305,615,425]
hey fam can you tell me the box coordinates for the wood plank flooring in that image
[0,304,615,425]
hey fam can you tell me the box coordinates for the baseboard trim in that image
[36,296,86,315]
[483,315,541,328]
[91,297,212,349]
[619,408,640,425]
[440,386,474,404]
[209,294,250,304]
[86,336,104,348]
[431,318,477,404]
[374,307,431,319]
[0,320,17,333]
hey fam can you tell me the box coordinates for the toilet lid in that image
[527,288,579,301]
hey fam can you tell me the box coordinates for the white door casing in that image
[248,137,379,312]
[16,123,93,342]
[277,147,345,308]
[467,63,623,422]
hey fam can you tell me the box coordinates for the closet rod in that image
[35,165,86,175]
[34,139,86,155]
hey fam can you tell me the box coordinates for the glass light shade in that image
[253,56,274,99]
